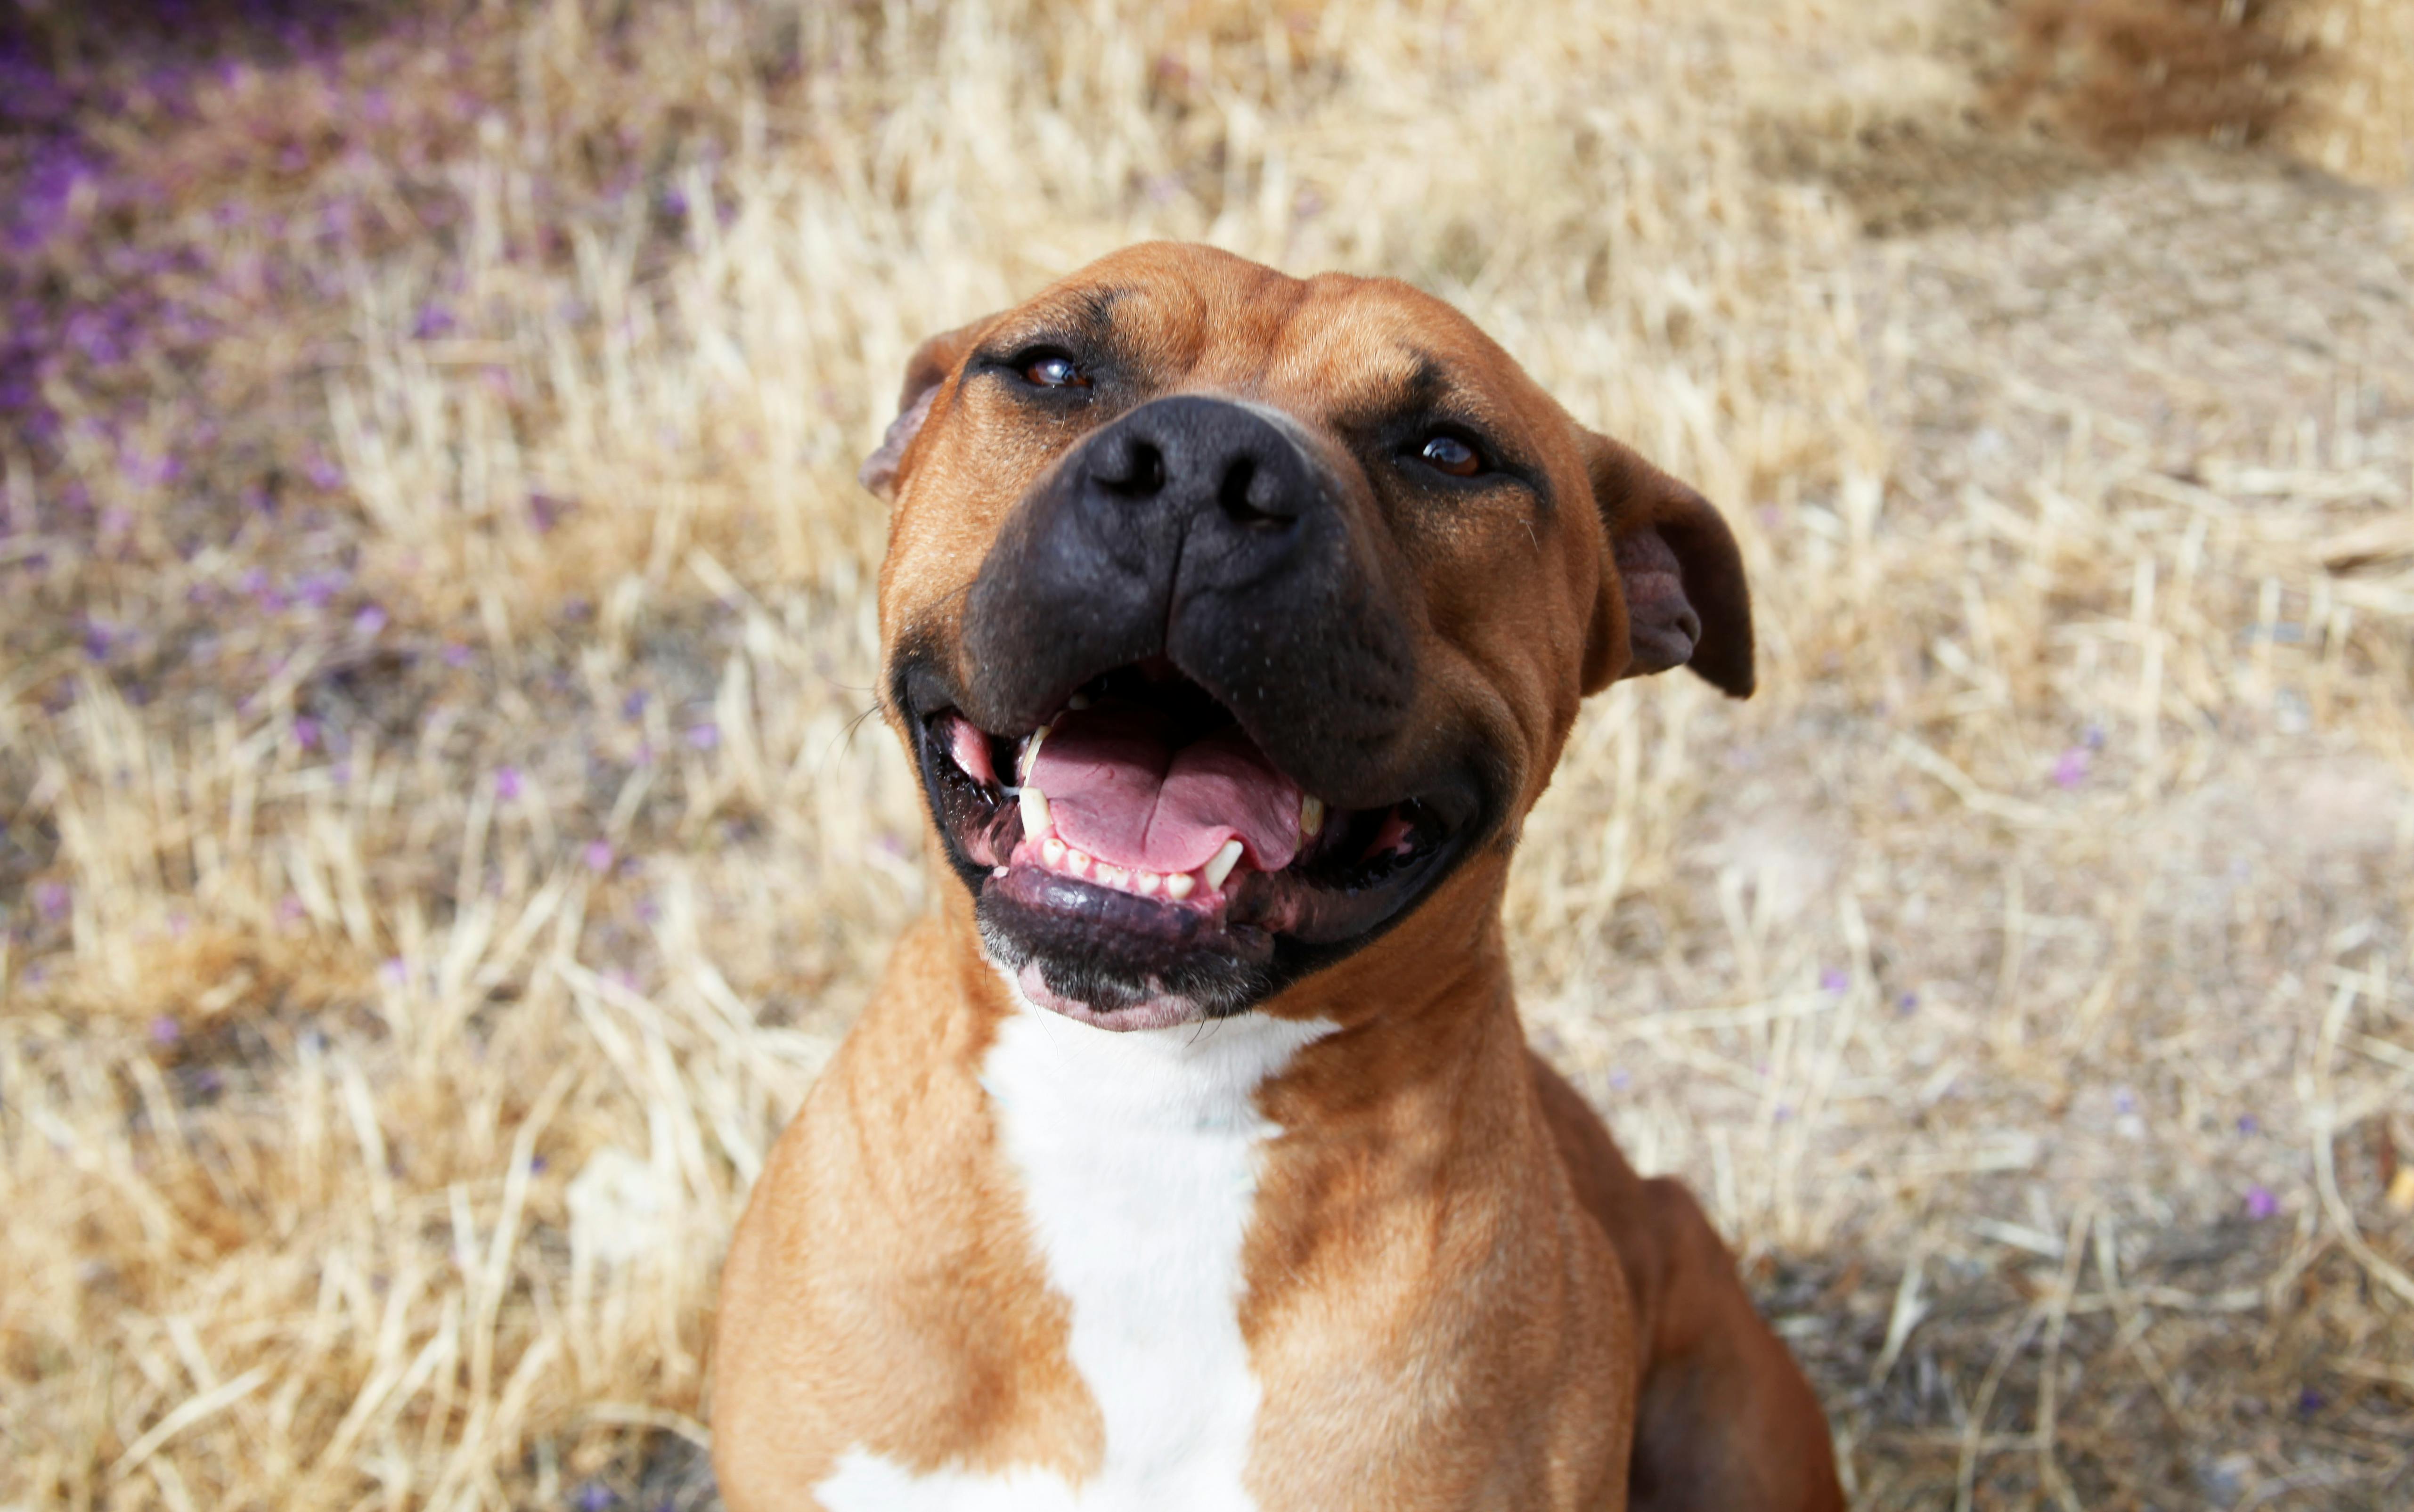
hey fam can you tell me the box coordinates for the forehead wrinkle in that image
[1250,299,1422,413]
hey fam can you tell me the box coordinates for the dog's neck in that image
[803,875,1568,1510]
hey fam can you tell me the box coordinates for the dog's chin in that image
[1003,964,1219,1031]
[978,908,1269,1031]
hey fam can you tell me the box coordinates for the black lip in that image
[890,650,1496,1015]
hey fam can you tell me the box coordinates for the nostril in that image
[1216,456,1291,530]
[1095,437,1166,499]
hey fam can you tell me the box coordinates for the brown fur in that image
[713,244,1841,1511]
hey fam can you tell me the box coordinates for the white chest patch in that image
[817,995,1335,1512]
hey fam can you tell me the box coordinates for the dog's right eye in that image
[1017,351,1091,390]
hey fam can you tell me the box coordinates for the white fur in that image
[817,993,1335,1511]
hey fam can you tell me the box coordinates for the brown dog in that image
[712,243,1843,1512]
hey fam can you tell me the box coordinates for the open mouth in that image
[906,660,1468,1023]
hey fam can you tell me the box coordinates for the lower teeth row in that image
[1027,833,1247,899]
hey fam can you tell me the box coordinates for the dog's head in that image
[871,244,1750,1029]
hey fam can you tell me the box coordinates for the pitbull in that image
[712,243,1843,1511]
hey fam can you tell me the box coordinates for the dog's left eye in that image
[1019,352,1091,389]
[1416,433,1486,478]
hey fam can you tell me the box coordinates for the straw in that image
[3,1,2409,1505]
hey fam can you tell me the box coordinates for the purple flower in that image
[1896,992,1919,1013]
[411,301,456,339]
[2052,748,2089,789]
[2245,1185,2279,1221]
[2113,1087,2138,1115]
[304,455,343,490]
[494,766,523,800]
[294,716,321,749]
[35,882,69,921]
[2297,1387,2326,1416]
[125,451,180,489]
[527,492,571,532]
[582,840,614,873]
[2237,1114,2260,1136]
[353,605,388,637]
[620,689,648,719]
[1819,966,1848,994]
[576,1482,615,1512]
[149,1016,181,1046]
[442,642,473,668]
[277,894,306,923]
[296,571,346,608]
[685,723,720,751]
[380,958,408,987]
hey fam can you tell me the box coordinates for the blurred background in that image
[2,0,2411,1506]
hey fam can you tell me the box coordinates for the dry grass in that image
[2,0,2411,1508]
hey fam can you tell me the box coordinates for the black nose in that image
[1078,394,1322,541]
[956,392,1417,791]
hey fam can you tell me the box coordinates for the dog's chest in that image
[816,1005,1333,1511]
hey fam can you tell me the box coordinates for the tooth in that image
[1041,837,1067,867]
[1019,784,1052,839]
[1066,849,1093,878]
[1097,864,1128,889]
[1299,795,1324,838]
[1134,871,1161,895]
[1165,872,1196,900]
[1019,723,1049,782]
[1068,693,1091,710]
[1203,839,1244,891]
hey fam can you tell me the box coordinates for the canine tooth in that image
[993,866,1009,878]
[1097,864,1128,889]
[1300,794,1325,838]
[1019,723,1049,782]
[1133,871,1161,895]
[1041,837,1067,867]
[1068,693,1091,710]
[1203,838,1244,891]
[1019,784,1052,839]
[1165,872,1196,900]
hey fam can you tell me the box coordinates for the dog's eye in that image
[1019,352,1091,390]
[1416,433,1485,478]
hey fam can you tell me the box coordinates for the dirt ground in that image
[2,1,2411,1508]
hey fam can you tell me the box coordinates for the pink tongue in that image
[1027,703,1302,875]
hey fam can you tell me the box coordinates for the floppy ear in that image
[1579,431,1754,698]
[858,318,992,501]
